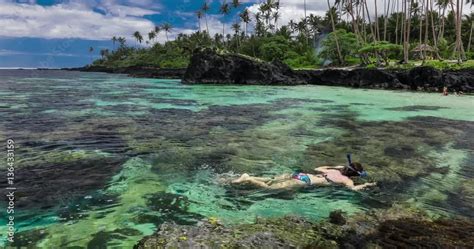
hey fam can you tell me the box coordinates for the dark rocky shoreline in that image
[64,49,474,93]
[183,49,473,92]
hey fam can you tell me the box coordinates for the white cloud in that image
[0,2,157,40]
[96,0,162,17]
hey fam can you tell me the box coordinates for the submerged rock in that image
[134,207,474,249]
[182,48,306,85]
[135,216,336,249]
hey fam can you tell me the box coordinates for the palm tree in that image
[453,0,463,62]
[162,23,172,42]
[148,31,156,45]
[111,36,117,50]
[220,1,231,37]
[240,8,251,36]
[154,26,161,43]
[232,22,241,50]
[196,10,203,32]
[362,0,376,42]
[133,31,143,46]
[436,0,449,42]
[466,13,474,53]
[88,46,94,63]
[255,13,266,36]
[374,0,380,41]
[304,0,307,20]
[296,18,308,36]
[430,0,441,59]
[403,0,412,63]
[383,0,391,41]
[100,49,110,59]
[118,37,126,48]
[232,0,240,8]
[289,19,297,34]
[327,1,343,64]
[273,10,280,30]
[201,1,210,34]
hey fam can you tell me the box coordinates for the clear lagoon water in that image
[0,70,473,248]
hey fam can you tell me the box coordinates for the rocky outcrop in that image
[182,49,474,92]
[301,68,404,89]
[63,66,186,79]
[182,48,306,85]
[300,66,473,92]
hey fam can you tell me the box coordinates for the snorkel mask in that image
[346,153,368,177]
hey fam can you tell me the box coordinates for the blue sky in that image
[0,0,267,68]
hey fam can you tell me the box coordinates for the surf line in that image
[5,139,16,244]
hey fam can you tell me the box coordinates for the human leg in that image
[231,174,271,188]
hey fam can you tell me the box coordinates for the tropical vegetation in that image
[91,0,474,69]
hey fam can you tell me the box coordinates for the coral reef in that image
[135,207,474,249]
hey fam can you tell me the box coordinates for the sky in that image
[0,0,471,68]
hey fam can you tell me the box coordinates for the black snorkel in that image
[346,153,368,177]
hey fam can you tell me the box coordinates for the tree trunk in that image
[468,21,473,53]
[419,0,424,61]
[395,0,400,44]
[438,5,446,42]
[361,2,368,42]
[452,0,461,63]
[364,0,377,42]
[348,0,362,43]
[245,22,248,37]
[403,0,412,63]
[205,14,209,34]
[304,0,307,19]
[424,0,429,60]
[384,0,391,41]
[458,0,465,60]
[430,0,441,59]
[374,0,380,41]
[327,0,344,64]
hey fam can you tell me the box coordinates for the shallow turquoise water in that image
[0,70,473,247]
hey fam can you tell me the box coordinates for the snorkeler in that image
[232,155,376,191]
[442,86,449,96]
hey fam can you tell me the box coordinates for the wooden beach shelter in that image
[411,44,436,60]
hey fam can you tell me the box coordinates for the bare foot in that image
[232,173,250,184]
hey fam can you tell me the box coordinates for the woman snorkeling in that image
[232,155,376,191]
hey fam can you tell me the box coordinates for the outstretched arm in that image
[314,165,345,173]
[347,182,377,191]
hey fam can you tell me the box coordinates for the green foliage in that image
[260,36,290,61]
[366,64,377,69]
[284,51,320,69]
[358,41,402,65]
[359,41,402,54]
[320,29,359,65]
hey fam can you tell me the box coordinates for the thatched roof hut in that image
[412,44,436,52]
